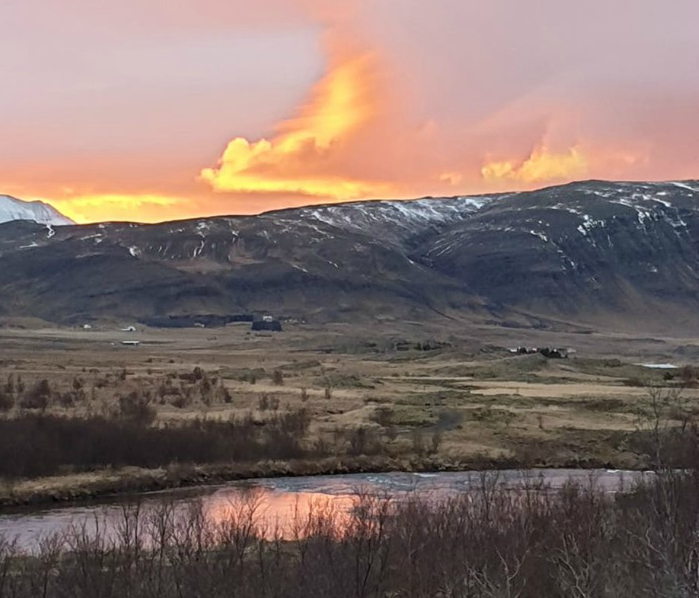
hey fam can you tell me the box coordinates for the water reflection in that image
[0,469,649,552]
[204,487,360,539]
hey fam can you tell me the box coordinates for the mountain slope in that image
[0,195,74,226]
[419,181,699,319]
[1,181,698,331]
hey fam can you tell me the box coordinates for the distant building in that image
[538,347,569,359]
[252,320,283,332]
[121,325,137,332]
[121,340,140,346]
[510,346,570,359]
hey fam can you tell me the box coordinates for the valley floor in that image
[0,319,698,506]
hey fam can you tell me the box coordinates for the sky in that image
[1,0,698,223]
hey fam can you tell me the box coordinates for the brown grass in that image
[0,321,697,502]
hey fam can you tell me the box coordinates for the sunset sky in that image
[2,0,698,223]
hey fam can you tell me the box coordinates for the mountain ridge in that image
[1,179,699,332]
[0,195,74,226]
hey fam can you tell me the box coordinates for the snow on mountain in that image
[259,195,506,248]
[2,179,699,330]
[0,195,74,226]
[293,195,500,231]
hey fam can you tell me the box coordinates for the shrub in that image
[200,377,213,407]
[411,429,425,455]
[430,430,443,454]
[171,394,192,409]
[117,391,156,425]
[179,367,206,383]
[19,379,51,411]
[384,425,398,442]
[0,389,13,412]
[348,426,369,455]
[218,386,233,404]
[3,469,699,597]
[57,392,75,408]
[3,374,15,395]
[0,411,316,479]
[274,408,311,437]
[371,406,394,427]
[679,365,699,387]
[347,426,381,456]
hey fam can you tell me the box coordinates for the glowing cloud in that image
[201,49,397,200]
[52,193,193,224]
[5,0,699,223]
[481,146,589,184]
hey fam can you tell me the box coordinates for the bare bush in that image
[678,365,699,388]
[347,426,381,456]
[411,429,425,456]
[117,391,156,425]
[218,386,233,404]
[19,379,51,411]
[0,407,317,479]
[2,468,699,598]
[371,406,393,427]
[430,429,443,454]
[633,382,696,470]
[3,374,15,395]
[0,388,13,412]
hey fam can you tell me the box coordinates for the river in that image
[0,469,650,553]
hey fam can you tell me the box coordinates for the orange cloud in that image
[200,47,397,200]
[481,145,589,184]
[9,0,692,225]
[51,193,195,224]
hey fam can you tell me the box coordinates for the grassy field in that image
[0,320,698,504]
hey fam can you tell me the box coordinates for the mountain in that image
[0,180,698,332]
[0,195,74,226]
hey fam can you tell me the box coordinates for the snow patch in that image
[672,182,698,193]
[649,197,672,208]
[299,195,502,237]
[193,240,205,257]
[0,195,73,226]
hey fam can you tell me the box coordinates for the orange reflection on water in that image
[202,487,361,540]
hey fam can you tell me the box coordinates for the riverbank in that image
[0,452,635,509]
[0,467,692,598]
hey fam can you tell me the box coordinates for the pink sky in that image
[1,0,698,222]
